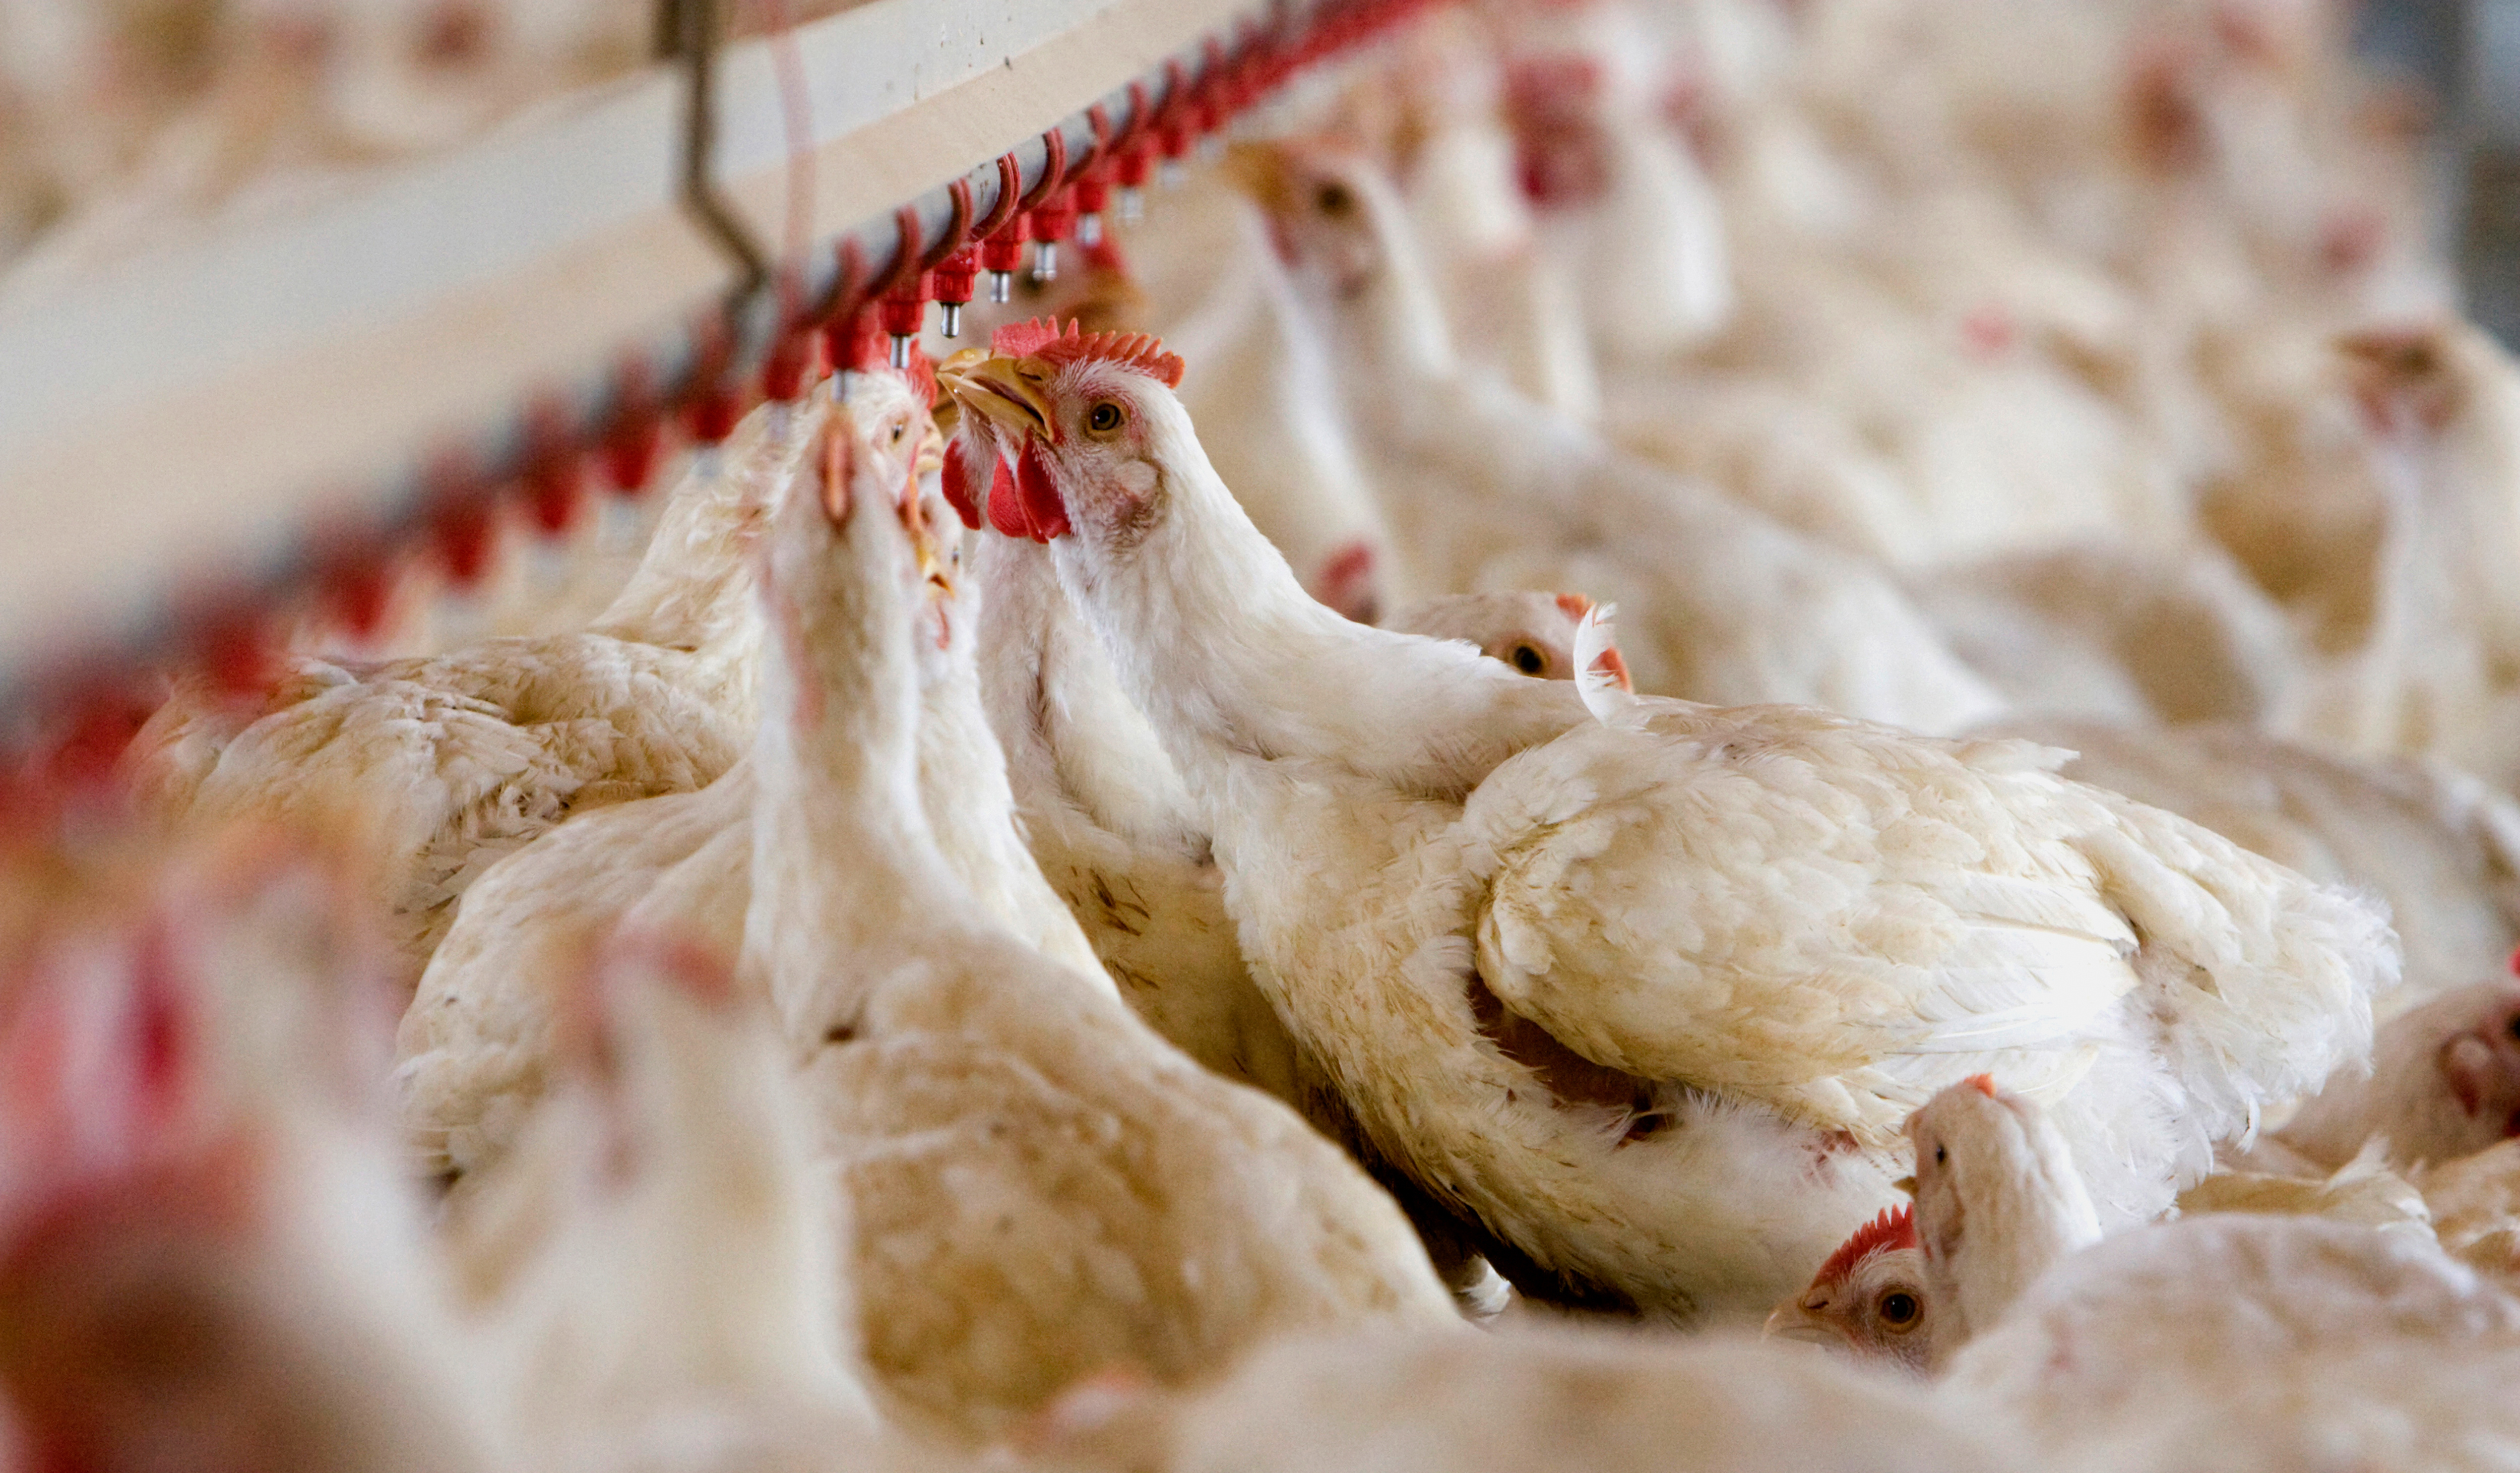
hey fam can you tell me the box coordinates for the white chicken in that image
[1986,716,2520,1006]
[966,497,1604,1107]
[1486,0,1734,362]
[745,360,1456,1442]
[397,369,1104,1185]
[2282,322,2520,789]
[454,934,879,1473]
[942,320,2389,1323]
[2277,974,2520,1170]
[1226,136,2011,733]
[1908,1077,2520,1472]
[967,527,1310,1111]
[1912,541,2301,727]
[1766,1138,2438,1374]
[130,393,801,985]
[1138,190,1412,624]
[1385,589,1595,681]
[1359,11,1604,423]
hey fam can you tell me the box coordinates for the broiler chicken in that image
[1226,136,2011,733]
[1906,1077,2520,1472]
[1486,0,1734,362]
[1913,541,2300,726]
[1759,1204,1936,1373]
[1985,715,2520,1006]
[941,319,2390,1323]
[1152,195,1409,624]
[1767,1140,2435,1374]
[1355,10,1603,422]
[2278,974,2520,1170]
[970,511,1607,1099]
[397,367,1104,1186]
[131,393,803,986]
[453,934,880,1473]
[1386,589,1598,681]
[743,363,1456,1442]
[968,527,1312,1113]
[2281,322,2520,790]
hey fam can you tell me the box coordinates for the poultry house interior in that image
[9,0,2520,1468]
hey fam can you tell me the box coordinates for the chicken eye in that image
[890,421,907,445]
[1877,1291,1920,1327]
[1509,643,1547,676]
[2506,1011,2520,1042]
[1933,1144,1946,1164]
[1088,401,1125,435]
[1317,181,1355,216]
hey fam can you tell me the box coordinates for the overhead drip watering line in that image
[0,0,1448,823]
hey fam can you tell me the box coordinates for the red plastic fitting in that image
[930,247,981,338]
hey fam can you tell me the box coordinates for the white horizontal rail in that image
[0,0,1260,686]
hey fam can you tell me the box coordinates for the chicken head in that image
[1904,1075,2101,1360]
[1387,590,1599,677]
[939,319,1189,557]
[2281,973,2520,1168]
[1762,1205,1939,1374]
[1221,138,1391,301]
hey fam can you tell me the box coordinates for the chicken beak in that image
[1215,140,1289,206]
[1762,1298,1839,1348]
[898,468,951,594]
[1891,1176,1918,1197]
[940,355,1057,443]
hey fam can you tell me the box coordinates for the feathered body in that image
[130,398,797,981]
[1033,1326,2005,1473]
[944,324,2390,1323]
[459,940,877,1473]
[750,379,1454,1443]
[397,373,1102,1184]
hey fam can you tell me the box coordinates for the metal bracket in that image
[660,0,772,301]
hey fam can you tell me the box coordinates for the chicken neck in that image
[590,405,802,658]
[743,471,955,1046]
[1914,1091,2103,1362]
[972,534,1209,855]
[1042,391,1586,821]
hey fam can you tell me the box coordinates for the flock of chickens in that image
[12,0,2520,1468]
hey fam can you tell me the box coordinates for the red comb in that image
[1965,1074,1998,1098]
[1033,323,1183,388]
[2506,942,2519,978]
[1589,644,1632,694]
[990,318,1067,357]
[1554,592,1595,621]
[989,318,1185,388]
[1813,1204,1917,1286]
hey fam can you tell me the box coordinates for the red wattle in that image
[940,440,985,530]
[984,456,1031,540]
[1015,439,1070,542]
